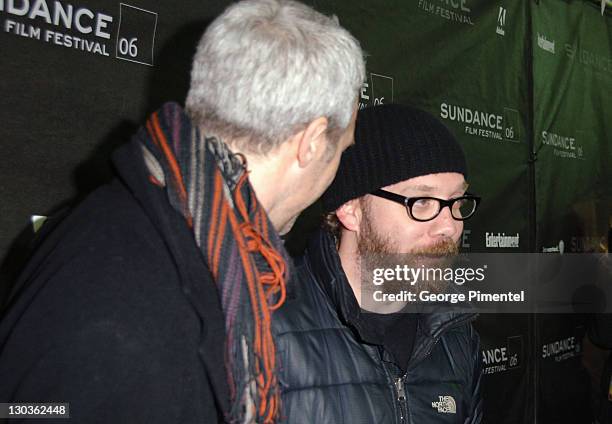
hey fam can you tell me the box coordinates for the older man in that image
[274,103,483,423]
[0,1,364,422]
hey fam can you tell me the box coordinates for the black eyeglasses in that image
[371,189,481,222]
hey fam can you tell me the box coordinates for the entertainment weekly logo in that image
[537,33,555,54]
[1,0,157,66]
[485,232,520,249]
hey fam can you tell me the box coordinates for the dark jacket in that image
[274,230,483,424]
[0,142,229,423]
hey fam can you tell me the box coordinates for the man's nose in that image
[429,205,461,240]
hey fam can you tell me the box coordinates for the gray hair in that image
[185,0,365,154]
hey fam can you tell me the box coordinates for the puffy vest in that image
[274,230,482,423]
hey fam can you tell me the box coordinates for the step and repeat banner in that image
[1,0,610,423]
[532,2,611,422]
[0,0,233,302]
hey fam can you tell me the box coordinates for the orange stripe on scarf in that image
[230,173,286,421]
[147,113,192,228]
[212,202,228,278]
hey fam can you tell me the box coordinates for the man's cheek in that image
[453,222,464,243]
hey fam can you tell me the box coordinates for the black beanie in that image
[322,103,467,212]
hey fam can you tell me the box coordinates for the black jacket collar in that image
[305,228,363,329]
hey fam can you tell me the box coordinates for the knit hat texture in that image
[322,103,467,212]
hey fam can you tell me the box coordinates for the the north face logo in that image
[431,395,457,414]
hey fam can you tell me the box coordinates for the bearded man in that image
[273,103,483,423]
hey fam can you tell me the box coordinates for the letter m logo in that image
[498,7,507,26]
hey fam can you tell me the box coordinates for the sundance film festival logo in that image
[461,229,471,249]
[1,0,157,65]
[440,102,520,143]
[565,43,612,74]
[481,335,523,375]
[417,0,474,26]
[115,3,156,65]
[541,130,585,160]
[570,236,606,253]
[541,328,583,363]
[359,72,394,110]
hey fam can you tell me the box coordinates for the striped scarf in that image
[138,102,288,423]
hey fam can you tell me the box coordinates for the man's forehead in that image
[383,173,468,193]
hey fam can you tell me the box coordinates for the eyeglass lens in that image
[410,198,477,221]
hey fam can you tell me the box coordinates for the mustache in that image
[410,238,459,256]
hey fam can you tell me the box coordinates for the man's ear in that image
[295,117,329,168]
[336,198,363,233]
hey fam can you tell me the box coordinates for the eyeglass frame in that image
[370,189,481,222]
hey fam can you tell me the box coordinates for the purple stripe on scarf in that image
[171,105,182,154]
[221,243,242,325]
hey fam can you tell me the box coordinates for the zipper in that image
[387,313,477,423]
[393,327,444,423]
[394,377,407,424]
